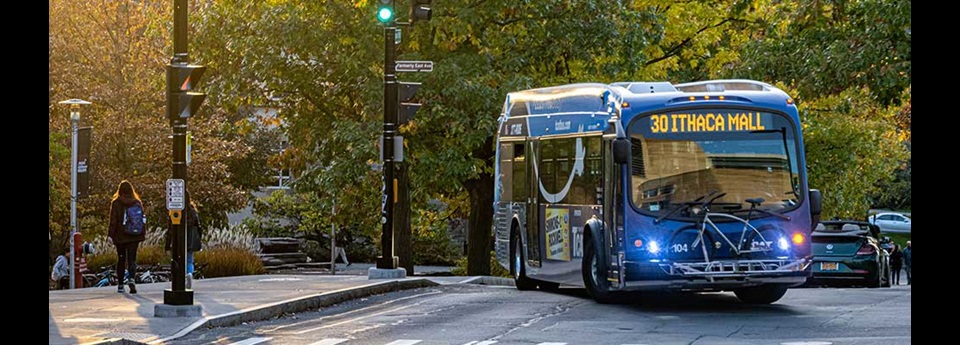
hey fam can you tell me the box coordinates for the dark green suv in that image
[807,220,891,288]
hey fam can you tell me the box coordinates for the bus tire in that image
[512,231,537,291]
[733,284,788,304]
[582,236,616,304]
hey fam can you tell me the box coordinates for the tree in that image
[49,0,262,243]
[797,86,908,219]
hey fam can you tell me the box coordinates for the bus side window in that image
[539,140,557,203]
[499,143,514,202]
[513,143,528,202]
[585,136,602,204]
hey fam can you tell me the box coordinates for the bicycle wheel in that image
[667,226,717,262]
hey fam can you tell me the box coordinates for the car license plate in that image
[821,262,838,271]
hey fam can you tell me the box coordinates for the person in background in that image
[889,244,903,285]
[51,248,72,290]
[108,180,147,294]
[166,190,202,288]
[902,240,912,285]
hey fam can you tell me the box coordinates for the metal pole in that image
[163,0,193,305]
[331,199,336,275]
[69,113,78,289]
[378,25,398,269]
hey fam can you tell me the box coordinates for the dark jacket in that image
[165,205,202,252]
[108,197,146,244]
[890,250,903,269]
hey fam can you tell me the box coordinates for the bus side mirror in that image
[809,189,822,229]
[613,138,630,165]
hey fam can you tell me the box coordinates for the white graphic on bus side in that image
[531,132,585,203]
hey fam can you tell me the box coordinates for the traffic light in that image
[166,63,206,122]
[377,0,395,24]
[410,0,432,23]
[398,81,422,125]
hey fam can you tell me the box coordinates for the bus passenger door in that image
[525,139,542,270]
[601,138,619,284]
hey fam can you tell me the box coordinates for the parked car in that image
[807,220,891,288]
[867,212,911,233]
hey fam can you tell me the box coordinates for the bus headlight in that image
[648,240,661,254]
[778,237,790,251]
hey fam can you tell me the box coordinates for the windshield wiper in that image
[732,197,792,220]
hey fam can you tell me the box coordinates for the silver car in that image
[868,212,911,233]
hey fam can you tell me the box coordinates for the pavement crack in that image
[487,300,582,342]
[726,325,745,337]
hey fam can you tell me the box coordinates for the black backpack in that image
[123,203,145,236]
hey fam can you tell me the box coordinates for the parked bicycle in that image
[137,264,171,284]
[89,266,118,288]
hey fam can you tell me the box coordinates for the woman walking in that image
[889,244,903,285]
[108,180,147,294]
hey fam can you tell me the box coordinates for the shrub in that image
[85,251,117,273]
[83,244,167,272]
[195,247,265,278]
[203,224,258,252]
[137,245,168,266]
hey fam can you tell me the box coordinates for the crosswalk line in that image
[308,339,350,345]
[463,341,498,345]
[227,337,273,345]
[383,340,422,345]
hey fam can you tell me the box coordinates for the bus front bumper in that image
[620,258,811,291]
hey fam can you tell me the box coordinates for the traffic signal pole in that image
[164,0,193,307]
[378,24,399,270]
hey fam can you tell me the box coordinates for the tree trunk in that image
[465,171,494,276]
[396,162,414,276]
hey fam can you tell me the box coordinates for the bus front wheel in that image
[582,236,617,303]
[512,232,537,291]
[733,284,788,304]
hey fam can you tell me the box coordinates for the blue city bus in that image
[492,80,823,304]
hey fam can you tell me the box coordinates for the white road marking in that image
[384,340,422,345]
[308,339,349,345]
[227,337,272,345]
[463,341,498,345]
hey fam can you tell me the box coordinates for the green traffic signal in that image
[377,8,393,22]
[377,0,394,23]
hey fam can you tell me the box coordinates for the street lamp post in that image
[58,98,91,289]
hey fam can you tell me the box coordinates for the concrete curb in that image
[460,276,515,286]
[147,278,438,344]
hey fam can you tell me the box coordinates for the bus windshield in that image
[626,109,801,220]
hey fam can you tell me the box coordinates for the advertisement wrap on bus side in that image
[545,208,571,261]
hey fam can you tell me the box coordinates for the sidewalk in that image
[49,265,501,345]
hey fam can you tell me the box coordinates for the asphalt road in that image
[165,284,911,345]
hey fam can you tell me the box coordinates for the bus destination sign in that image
[649,111,771,134]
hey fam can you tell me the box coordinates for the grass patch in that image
[882,232,911,248]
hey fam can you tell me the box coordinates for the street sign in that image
[166,179,185,210]
[395,60,433,72]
